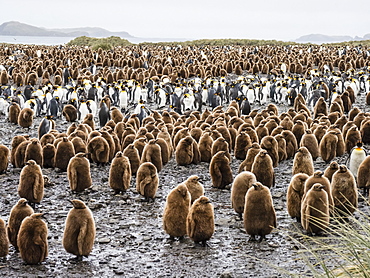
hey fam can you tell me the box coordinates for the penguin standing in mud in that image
[348,142,366,179]
[38,116,54,139]
[47,96,60,118]
[99,99,110,128]
[240,96,251,115]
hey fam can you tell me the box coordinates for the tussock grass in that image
[283,196,370,277]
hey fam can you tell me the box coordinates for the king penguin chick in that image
[18,160,44,207]
[0,218,9,259]
[18,213,48,265]
[187,196,215,246]
[163,183,191,240]
[0,144,10,174]
[286,173,309,222]
[231,171,257,220]
[292,146,314,176]
[301,183,330,236]
[183,175,204,204]
[357,155,370,196]
[67,153,92,192]
[63,200,95,261]
[136,162,159,201]
[251,149,275,188]
[109,151,131,194]
[323,161,339,182]
[7,198,34,250]
[209,151,233,189]
[243,182,276,242]
[331,165,358,217]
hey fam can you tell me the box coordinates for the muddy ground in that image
[0,94,368,278]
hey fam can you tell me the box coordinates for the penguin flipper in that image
[187,214,196,239]
[77,220,88,255]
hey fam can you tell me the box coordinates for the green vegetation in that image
[284,200,370,277]
[325,40,370,47]
[139,38,297,46]
[67,36,132,49]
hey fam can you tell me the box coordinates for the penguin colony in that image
[0,43,369,266]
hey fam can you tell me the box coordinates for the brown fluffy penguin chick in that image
[274,134,287,162]
[17,213,48,265]
[211,137,231,161]
[282,130,298,159]
[198,131,213,163]
[82,113,95,130]
[331,165,358,217]
[42,143,55,168]
[231,171,257,219]
[62,104,78,122]
[260,135,279,167]
[18,108,34,129]
[163,183,191,239]
[286,173,309,222]
[319,130,338,164]
[251,149,275,188]
[141,139,163,172]
[292,146,314,176]
[0,144,9,173]
[122,144,140,176]
[304,171,334,213]
[87,136,109,166]
[9,102,21,124]
[209,151,233,189]
[357,155,370,196]
[63,200,96,261]
[323,161,339,182]
[54,137,75,171]
[67,153,92,192]
[10,135,27,167]
[175,136,197,166]
[25,138,43,167]
[183,175,204,204]
[155,137,170,165]
[243,182,276,242]
[301,184,329,236]
[234,132,252,160]
[18,160,44,205]
[109,152,131,194]
[187,196,215,246]
[7,198,34,250]
[136,162,159,201]
[300,130,319,161]
[238,143,261,173]
[0,218,9,258]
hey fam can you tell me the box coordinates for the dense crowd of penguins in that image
[0,43,370,264]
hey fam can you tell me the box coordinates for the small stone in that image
[98,237,111,244]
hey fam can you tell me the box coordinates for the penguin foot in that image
[258,236,266,242]
[248,235,257,242]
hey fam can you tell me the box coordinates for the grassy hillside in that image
[67,36,132,50]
